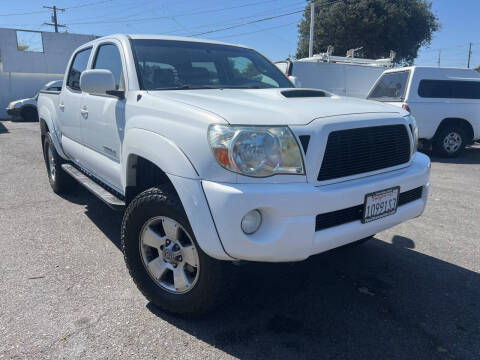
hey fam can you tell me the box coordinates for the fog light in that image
[241,210,262,234]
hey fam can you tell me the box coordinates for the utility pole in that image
[43,5,66,33]
[308,2,315,58]
[437,49,441,67]
[467,42,472,68]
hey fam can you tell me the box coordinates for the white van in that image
[368,66,480,157]
[276,55,392,98]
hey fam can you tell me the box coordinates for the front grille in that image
[315,186,423,231]
[317,125,411,181]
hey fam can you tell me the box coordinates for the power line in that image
[65,0,293,26]
[65,0,116,10]
[207,21,299,40]
[188,0,342,37]
[43,5,66,33]
[188,9,304,37]
[162,1,306,36]
[0,8,49,17]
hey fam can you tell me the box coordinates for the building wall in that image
[0,28,97,118]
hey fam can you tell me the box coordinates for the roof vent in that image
[281,89,327,98]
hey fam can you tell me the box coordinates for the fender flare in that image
[122,128,199,189]
[38,104,68,159]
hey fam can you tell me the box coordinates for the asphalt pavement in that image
[0,120,479,359]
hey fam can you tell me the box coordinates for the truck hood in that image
[148,88,405,125]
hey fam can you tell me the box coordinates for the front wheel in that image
[121,186,231,316]
[433,126,467,157]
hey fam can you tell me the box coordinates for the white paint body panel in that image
[370,66,480,140]
[202,153,430,261]
[37,34,430,262]
[286,61,387,98]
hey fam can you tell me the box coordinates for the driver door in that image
[80,41,126,192]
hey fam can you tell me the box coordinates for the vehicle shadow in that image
[60,186,123,249]
[62,185,479,359]
[422,145,480,165]
[0,121,8,134]
[147,236,479,360]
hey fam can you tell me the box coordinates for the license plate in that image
[362,187,400,223]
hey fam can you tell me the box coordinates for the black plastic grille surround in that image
[315,187,423,231]
[317,125,411,181]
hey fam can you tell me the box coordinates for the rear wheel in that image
[43,133,76,194]
[433,126,467,157]
[121,186,231,316]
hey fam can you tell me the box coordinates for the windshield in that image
[131,39,293,90]
[367,70,410,102]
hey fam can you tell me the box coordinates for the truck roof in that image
[384,65,479,72]
[81,33,250,49]
[382,66,480,79]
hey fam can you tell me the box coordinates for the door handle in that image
[59,103,65,111]
[80,106,88,118]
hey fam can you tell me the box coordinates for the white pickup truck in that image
[38,34,430,315]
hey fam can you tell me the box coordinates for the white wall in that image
[0,28,96,118]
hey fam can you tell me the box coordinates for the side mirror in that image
[80,69,123,98]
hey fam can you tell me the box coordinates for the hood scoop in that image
[281,89,327,98]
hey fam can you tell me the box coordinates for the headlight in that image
[7,102,16,109]
[208,125,304,177]
[405,114,418,152]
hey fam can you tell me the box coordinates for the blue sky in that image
[1,0,479,68]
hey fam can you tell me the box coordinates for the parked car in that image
[37,34,430,315]
[368,66,480,157]
[275,54,392,98]
[6,80,62,122]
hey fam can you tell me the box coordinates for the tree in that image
[296,0,440,64]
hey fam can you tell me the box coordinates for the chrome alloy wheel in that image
[47,144,56,182]
[139,216,200,294]
[443,132,462,154]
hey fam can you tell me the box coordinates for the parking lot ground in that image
[0,120,479,360]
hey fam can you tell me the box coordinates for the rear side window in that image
[66,48,92,91]
[368,71,410,102]
[93,44,124,90]
[418,80,480,99]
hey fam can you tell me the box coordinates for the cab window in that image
[66,48,92,91]
[368,71,410,102]
[93,44,124,90]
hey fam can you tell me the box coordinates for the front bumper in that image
[6,108,20,117]
[202,152,430,262]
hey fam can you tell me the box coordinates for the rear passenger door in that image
[59,47,92,163]
[80,41,126,192]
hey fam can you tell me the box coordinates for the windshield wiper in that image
[152,84,215,90]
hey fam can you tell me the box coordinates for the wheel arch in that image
[123,152,232,261]
[122,128,199,195]
[124,154,180,203]
[435,118,474,144]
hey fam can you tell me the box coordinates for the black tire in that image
[433,125,467,157]
[121,186,232,316]
[21,107,38,122]
[43,133,76,194]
